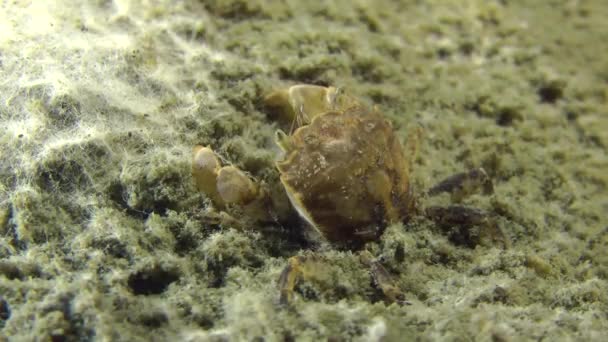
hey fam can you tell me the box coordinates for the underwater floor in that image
[1,1,607,340]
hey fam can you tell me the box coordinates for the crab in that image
[192,85,503,305]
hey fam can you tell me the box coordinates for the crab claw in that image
[192,145,224,206]
[192,145,260,208]
[264,85,357,132]
[216,166,258,205]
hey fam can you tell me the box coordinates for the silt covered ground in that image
[0,1,607,340]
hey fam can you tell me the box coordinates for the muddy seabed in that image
[1,1,607,341]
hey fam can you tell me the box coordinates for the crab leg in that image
[277,255,307,305]
[359,251,411,305]
[277,252,410,305]
[427,167,493,200]
[424,167,509,247]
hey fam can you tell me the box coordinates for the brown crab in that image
[192,85,501,305]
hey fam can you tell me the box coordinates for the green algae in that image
[0,0,607,340]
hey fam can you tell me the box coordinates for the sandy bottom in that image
[1,1,607,340]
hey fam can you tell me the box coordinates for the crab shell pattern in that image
[276,104,414,247]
